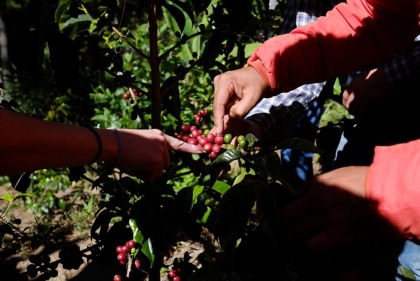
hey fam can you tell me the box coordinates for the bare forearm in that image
[0,109,119,175]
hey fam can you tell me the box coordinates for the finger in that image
[164,134,202,153]
[213,76,234,134]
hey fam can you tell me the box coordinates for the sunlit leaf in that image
[212,180,230,195]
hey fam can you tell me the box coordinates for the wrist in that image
[97,128,121,165]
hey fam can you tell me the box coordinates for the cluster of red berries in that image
[193,109,208,124]
[116,239,137,265]
[113,239,141,281]
[176,124,233,159]
[123,88,143,99]
[168,268,182,281]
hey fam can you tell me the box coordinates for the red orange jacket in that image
[248,0,420,240]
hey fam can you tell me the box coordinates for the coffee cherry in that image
[189,125,197,132]
[206,133,215,143]
[116,246,124,253]
[226,144,235,150]
[173,276,181,281]
[237,135,246,142]
[238,139,248,148]
[188,138,198,145]
[212,144,221,154]
[122,246,130,253]
[209,151,217,159]
[191,130,200,138]
[114,275,122,281]
[126,240,136,249]
[198,138,208,146]
[117,253,126,261]
[214,135,224,145]
[123,93,130,99]
[203,143,213,153]
[134,260,141,269]
[168,270,177,278]
[182,135,190,142]
[180,124,190,133]
[224,134,232,144]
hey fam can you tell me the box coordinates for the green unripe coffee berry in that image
[226,144,235,150]
[238,139,248,149]
[223,134,232,144]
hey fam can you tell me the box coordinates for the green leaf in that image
[169,0,195,33]
[398,266,416,280]
[333,77,342,95]
[276,138,323,154]
[211,149,243,165]
[212,180,230,195]
[162,2,186,32]
[0,194,14,204]
[130,218,155,267]
[245,133,259,148]
[214,175,262,251]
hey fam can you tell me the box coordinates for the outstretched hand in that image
[118,129,202,181]
[212,67,270,134]
[278,166,378,253]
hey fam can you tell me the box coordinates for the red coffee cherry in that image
[168,270,177,278]
[214,135,224,145]
[188,138,198,145]
[134,260,141,269]
[116,246,124,253]
[114,274,123,281]
[203,143,213,153]
[126,240,136,249]
[212,144,221,154]
[206,133,215,143]
[117,253,126,261]
[123,93,130,99]
[198,137,208,146]
[180,124,190,133]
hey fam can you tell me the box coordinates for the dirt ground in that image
[0,183,220,281]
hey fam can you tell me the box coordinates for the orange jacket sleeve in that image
[248,0,420,93]
[366,139,420,240]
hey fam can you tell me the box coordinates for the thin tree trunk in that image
[149,0,161,129]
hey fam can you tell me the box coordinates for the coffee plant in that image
[1,0,408,280]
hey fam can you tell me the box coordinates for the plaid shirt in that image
[246,0,420,140]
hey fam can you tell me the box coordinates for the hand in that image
[342,68,395,117]
[117,129,202,181]
[278,166,377,253]
[212,67,270,134]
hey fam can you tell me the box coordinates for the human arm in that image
[213,0,420,133]
[278,138,420,253]
[0,109,202,180]
[342,44,420,117]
